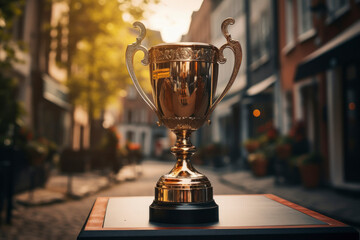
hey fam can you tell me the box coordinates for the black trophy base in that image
[149,200,219,224]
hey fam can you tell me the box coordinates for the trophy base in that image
[149,200,219,224]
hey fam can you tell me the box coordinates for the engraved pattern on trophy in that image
[150,46,218,63]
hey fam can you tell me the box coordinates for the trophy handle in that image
[207,18,242,120]
[126,22,160,123]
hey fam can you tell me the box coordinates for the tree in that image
[66,0,159,116]
[0,0,25,146]
[64,0,160,146]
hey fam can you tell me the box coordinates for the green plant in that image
[0,0,26,147]
[25,140,48,166]
[296,152,322,188]
[276,136,293,145]
[296,152,322,166]
[275,136,293,160]
[206,143,224,156]
[247,152,266,164]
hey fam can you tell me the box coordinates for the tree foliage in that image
[66,0,160,118]
[0,0,25,144]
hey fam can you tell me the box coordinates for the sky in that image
[141,0,204,42]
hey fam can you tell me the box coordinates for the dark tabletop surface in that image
[78,194,359,240]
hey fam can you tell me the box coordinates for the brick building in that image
[11,0,72,149]
[117,86,167,157]
[278,0,360,190]
[182,0,247,166]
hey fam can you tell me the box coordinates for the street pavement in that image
[0,160,242,240]
[220,171,360,228]
[0,159,359,239]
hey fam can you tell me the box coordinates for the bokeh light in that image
[253,109,261,118]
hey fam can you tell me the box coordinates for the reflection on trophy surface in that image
[150,47,218,130]
[126,18,242,224]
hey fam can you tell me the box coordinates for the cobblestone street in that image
[0,160,243,240]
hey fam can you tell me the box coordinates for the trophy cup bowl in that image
[126,18,242,224]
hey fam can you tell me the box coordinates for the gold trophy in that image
[126,18,242,224]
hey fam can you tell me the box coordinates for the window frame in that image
[326,0,350,24]
[297,0,316,43]
[283,0,296,54]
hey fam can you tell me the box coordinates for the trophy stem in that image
[150,129,219,223]
[170,130,197,172]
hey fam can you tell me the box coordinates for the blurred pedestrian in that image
[99,126,120,175]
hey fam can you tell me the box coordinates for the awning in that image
[220,94,241,108]
[246,75,276,96]
[43,74,71,110]
[214,93,241,116]
[295,20,360,80]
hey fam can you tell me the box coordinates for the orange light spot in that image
[253,109,261,118]
[349,102,356,111]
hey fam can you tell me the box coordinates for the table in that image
[77,194,359,240]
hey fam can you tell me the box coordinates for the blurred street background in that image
[1,0,360,239]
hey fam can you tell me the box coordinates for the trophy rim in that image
[150,42,218,50]
[149,42,219,63]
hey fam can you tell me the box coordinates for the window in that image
[326,0,350,22]
[250,0,271,67]
[127,110,132,123]
[55,23,63,64]
[140,109,146,123]
[284,91,293,134]
[285,0,294,47]
[297,0,315,41]
[127,86,137,99]
[126,131,134,142]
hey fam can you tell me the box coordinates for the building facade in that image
[241,0,281,168]
[12,0,72,149]
[181,0,247,166]
[116,86,167,157]
[278,0,360,190]
[210,0,247,166]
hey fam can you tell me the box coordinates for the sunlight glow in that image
[122,12,132,22]
[142,0,203,42]
[119,89,127,97]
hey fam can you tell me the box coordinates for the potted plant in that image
[26,139,49,167]
[206,143,225,168]
[244,139,260,153]
[126,142,143,165]
[296,152,322,188]
[248,152,268,177]
[192,147,206,165]
[275,136,292,160]
[273,136,293,184]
